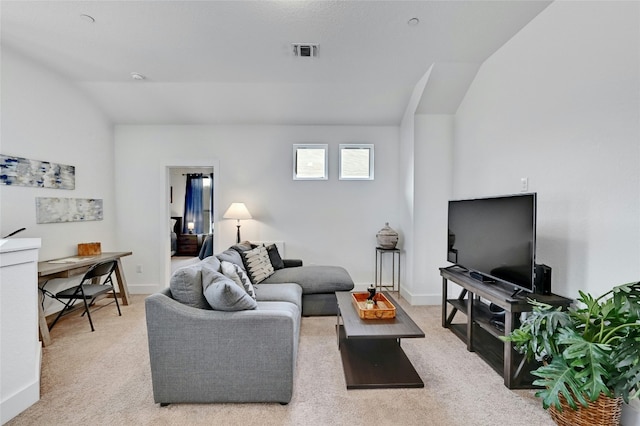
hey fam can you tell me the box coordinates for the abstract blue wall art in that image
[36,198,103,224]
[0,154,75,189]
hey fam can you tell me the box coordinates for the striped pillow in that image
[241,245,275,284]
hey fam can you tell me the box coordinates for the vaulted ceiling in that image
[1,1,552,125]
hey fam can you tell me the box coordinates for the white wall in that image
[454,4,640,421]
[114,125,400,294]
[0,48,118,314]
[398,66,435,302]
[412,114,453,304]
[454,1,640,299]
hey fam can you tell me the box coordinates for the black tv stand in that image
[440,267,571,389]
[469,271,495,283]
[443,264,467,272]
[510,288,525,299]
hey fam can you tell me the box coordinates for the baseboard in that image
[399,290,441,306]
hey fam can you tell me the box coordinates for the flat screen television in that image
[447,193,537,294]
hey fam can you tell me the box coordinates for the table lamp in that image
[223,202,252,243]
[187,222,195,234]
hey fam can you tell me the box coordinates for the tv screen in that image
[447,193,537,293]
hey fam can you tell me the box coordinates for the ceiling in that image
[1,1,552,126]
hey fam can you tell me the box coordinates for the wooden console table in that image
[440,266,571,389]
[37,251,132,346]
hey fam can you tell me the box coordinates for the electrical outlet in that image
[520,177,529,192]
[136,264,143,273]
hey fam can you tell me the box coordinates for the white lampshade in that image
[187,222,195,230]
[223,203,252,220]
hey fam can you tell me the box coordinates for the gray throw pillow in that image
[202,268,257,311]
[230,241,255,253]
[200,255,221,273]
[169,264,210,310]
[216,248,245,271]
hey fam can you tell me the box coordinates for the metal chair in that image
[49,260,122,332]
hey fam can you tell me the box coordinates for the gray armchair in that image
[145,288,300,405]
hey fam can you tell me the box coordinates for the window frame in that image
[339,143,374,180]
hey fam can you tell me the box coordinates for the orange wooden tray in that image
[351,292,396,319]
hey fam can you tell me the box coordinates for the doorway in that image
[167,166,215,274]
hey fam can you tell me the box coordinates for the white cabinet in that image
[1,238,41,425]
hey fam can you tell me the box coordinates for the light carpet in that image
[8,294,555,426]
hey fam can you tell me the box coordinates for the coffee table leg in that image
[336,309,342,349]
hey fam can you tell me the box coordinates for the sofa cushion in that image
[266,244,285,270]
[169,264,211,310]
[254,283,302,312]
[241,245,275,284]
[220,260,256,299]
[261,265,354,294]
[202,268,257,311]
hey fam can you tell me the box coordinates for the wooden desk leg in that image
[38,302,51,347]
[114,258,130,306]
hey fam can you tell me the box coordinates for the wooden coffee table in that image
[335,291,425,389]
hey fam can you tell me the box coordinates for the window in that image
[339,144,374,180]
[293,144,328,180]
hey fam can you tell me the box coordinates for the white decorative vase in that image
[376,222,398,249]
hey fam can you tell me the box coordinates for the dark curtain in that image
[183,174,204,234]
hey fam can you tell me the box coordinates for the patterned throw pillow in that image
[220,260,256,299]
[241,245,275,284]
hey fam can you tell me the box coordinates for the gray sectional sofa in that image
[145,243,354,405]
[201,240,355,316]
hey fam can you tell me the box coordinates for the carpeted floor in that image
[8,294,555,426]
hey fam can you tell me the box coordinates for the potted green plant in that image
[503,281,640,424]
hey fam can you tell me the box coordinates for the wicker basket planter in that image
[502,281,640,426]
[548,393,623,426]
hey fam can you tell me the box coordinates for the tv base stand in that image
[440,266,571,389]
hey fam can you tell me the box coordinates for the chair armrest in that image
[283,258,303,268]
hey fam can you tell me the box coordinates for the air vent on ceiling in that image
[292,43,318,57]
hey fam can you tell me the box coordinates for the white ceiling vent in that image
[292,43,318,57]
